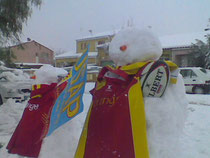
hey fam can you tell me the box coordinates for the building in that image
[159,31,210,67]
[55,50,100,82]
[10,40,54,67]
[55,51,98,67]
[75,30,210,67]
[76,31,115,66]
[55,31,116,67]
[55,30,210,82]
[55,31,210,81]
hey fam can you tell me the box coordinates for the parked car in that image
[0,69,33,105]
[20,68,37,79]
[179,67,210,94]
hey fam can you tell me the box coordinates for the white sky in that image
[22,0,210,52]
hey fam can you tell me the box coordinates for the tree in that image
[189,34,210,69]
[0,48,16,67]
[0,0,42,66]
[55,48,66,56]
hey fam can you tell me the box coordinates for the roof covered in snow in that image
[159,31,210,49]
[77,30,210,49]
[55,51,98,59]
[10,40,54,52]
[76,30,117,41]
[15,63,51,66]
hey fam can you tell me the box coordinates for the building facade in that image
[10,40,54,66]
[75,31,201,67]
[163,46,192,67]
[55,51,98,67]
[76,33,115,66]
[56,30,210,69]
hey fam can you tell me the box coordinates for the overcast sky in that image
[22,0,210,52]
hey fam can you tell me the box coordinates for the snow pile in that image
[109,28,162,66]
[0,99,26,150]
[34,65,68,85]
[186,94,210,106]
[0,65,31,81]
[1,83,210,158]
[0,66,10,71]
[145,74,188,157]
[0,71,30,82]
[180,102,210,158]
[0,61,5,66]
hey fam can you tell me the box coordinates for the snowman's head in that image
[34,65,60,85]
[109,28,163,66]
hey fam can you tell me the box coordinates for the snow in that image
[76,30,117,41]
[0,66,10,71]
[0,61,5,66]
[0,83,210,158]
[0,63,209,158]
[180,101,210,158]
[0,65,30,84]
[0,71,29,82]
[109,28,162,66]
[15,63,52,66]
[34,65,68,85]
[160,30,210,49]
[143,74,188,157]
[55,52,98,59]
[186,94,210,106]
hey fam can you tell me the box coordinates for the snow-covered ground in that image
[180,94,210,158]
[0,83,210,158]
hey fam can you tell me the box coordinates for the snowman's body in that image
[144,73,187,158]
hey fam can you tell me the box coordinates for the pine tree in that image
[205,34,210,69]
[190,34,210,69]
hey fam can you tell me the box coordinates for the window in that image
[81,43,88,50]
[0,77,7,82]
[98,40,105,45]
[191,70,197,77]
[180,69,197,78]
[84,43,87,49]
[200,68,207,74]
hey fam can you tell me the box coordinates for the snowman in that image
[75,28,188,158]
[6,65,68,158]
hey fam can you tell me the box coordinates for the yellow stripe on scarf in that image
[31,94,42,99]
[128,76,150,158]
[165,61,178,84]
[119,62,149,74]
[74,103,93,158]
